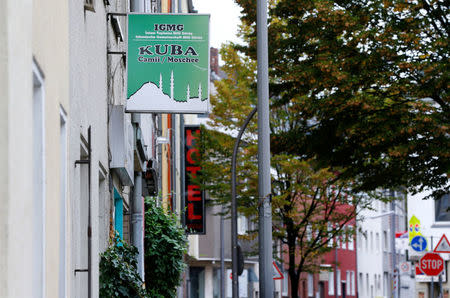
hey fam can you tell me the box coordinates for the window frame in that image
[32,59,46,298]
[328,271,334,295]
[435,193,450,222]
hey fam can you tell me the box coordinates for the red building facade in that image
[287,223,358,298]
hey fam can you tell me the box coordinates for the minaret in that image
[159,73,163,91]
[198,83,202,100]
[186,84,190,101]
[170,71,174,100]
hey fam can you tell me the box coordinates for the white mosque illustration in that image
[126,71,208,113]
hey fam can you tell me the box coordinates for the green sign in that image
[127,14,210,113]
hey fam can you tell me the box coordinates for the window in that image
[237,214,248,235]
[357,232,362,250]
[190,267,205,298]
[337,270,341,296]
[282,270,289,296]
[59,108,67,298]
[366,273,369,297]
[374,274,377,296]
[346,271,350,294]
[383,231,388,251]
[351,271,355,295]
[383,272,388,296]
[365,230,368,251]
[376,232,380,253]
[359,273,363,295]
[370,231,374,252]
[33,60,46,298]
[435,193,450,222]
[306,224,312,241]
[328,223,333,247]
[307,273,314,297]
[328,271,334,295]
[348,227,354,250]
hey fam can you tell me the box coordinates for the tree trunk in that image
[288,227,300,298]
[289,269,300,298]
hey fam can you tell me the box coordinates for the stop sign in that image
[419,253,444,276]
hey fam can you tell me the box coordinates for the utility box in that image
[109,105,134,186]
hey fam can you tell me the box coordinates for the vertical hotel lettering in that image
[184,126,204,234]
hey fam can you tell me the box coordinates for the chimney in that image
[210,47,219,76]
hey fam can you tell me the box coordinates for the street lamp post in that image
[390,200,398,298]
[257,0,274,297]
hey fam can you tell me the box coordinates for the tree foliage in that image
[202,0,448,295]
[199,46,372,298]
[144,197,188,298]
[272,155,371,297]
[235,0,449,198]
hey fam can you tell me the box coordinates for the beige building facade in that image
[0,0,69,297]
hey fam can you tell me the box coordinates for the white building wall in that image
[68,1,112,297]
[358,197,411,298]
[1,0,70,297]
[357,201,386,298]
[0,1,34,297]
[32,0,70,295]
[408,190,450,298]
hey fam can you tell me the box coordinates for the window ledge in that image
[431,222,450,228]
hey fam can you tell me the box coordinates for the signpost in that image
[273,261,284,280]
[127,14,210,114]
[411,235,427,252]
[419,253,444,276]
[434,234,450,253]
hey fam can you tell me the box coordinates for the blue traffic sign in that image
[411,235,427,252]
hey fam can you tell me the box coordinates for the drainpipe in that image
[132,171,145,278]
[74,126,92,298]
[390,193,398,298]
[130,0,144,12]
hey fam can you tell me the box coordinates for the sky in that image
[193,0,242,50]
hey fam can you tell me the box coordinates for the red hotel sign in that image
[184,126,205,234]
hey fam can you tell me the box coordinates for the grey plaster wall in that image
[68,0,122,297]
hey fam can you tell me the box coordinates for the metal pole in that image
[257,0,273,296]
[132,172,145,279]
[87,127,92,298]
[431,236,434,298]
[232,107,257,297]
[221,207,225,298]
[391,199,397,298]
[335,247,338,298]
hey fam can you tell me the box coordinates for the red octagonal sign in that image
[419,253,444,276]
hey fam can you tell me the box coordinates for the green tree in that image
[235,0,449,199]
[144,197,187,298]
[199,45,372,298]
